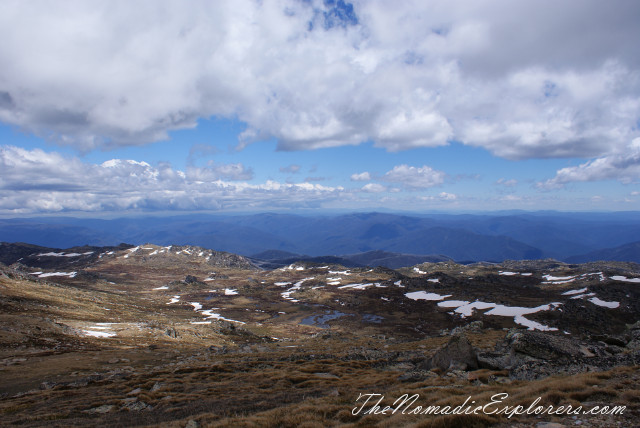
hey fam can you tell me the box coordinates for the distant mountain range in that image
[1,211,639,263]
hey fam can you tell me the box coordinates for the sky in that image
[0,0,639,216]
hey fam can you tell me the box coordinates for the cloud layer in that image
[539,138,640,189]
[0,146,345,213]
[0,0,638,161]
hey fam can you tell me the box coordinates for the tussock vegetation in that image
[1,250,639,427]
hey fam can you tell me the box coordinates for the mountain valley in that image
[1,242,639,426]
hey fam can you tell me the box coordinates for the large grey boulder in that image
[423,334,478,372]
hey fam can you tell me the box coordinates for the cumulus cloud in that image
[0,146,345,214]
[350,171,371,181]
[0,1,637,159]
[381,164,445,189]
[538,138,640,189]
[361,183,387,193]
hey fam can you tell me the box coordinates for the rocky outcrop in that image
[476,328,640,380]
[422,334,478,372]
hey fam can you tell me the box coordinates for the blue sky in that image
[0,0,639,215]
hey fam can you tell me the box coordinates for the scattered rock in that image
[184,275,198,284]
[83,404,115,414]
[185,420,199,428]
[450,320,484,336]
[150,382,165,392]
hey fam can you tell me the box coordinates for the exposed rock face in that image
[423,334,478,372]
[507,330,588,361]
[475,328,640,380]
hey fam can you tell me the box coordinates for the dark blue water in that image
[362,314,384,323]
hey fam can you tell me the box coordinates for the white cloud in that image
[381,164,445,189]
[350,171,371,181]
[0,146,344,214]
[538,139,640,188]
[361,183,386,193]
[439,192,457,200]
[0,1,637,160]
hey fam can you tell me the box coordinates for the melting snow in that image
[329,270,351,275]
[588,297,620,308]
[274,282,290,286]
[405,291,451,301]
[437,299,560,331]
[562,287,588,296]
[499,271,518,276]
[153,285,169,290]
[438,300,470,308]
[36,271,77,278]
[413,267,427,274]
[570,292,596,299]
[190,302,203,311]
[83,330,116,338]
[123,246,140,258]
[167,295,180,304]
[611,275,640,283]
[427,278,440,283]
[281,277,314,301]
[542,274,576,284]
[200,309,246,324]
[224,288,238,296]
[338,282,379,290]
[453,301,499,317]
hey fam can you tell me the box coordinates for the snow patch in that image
[37,252,85,257]
[338,282,378,290]
[588,297,620,309]
[200,309,246,324]
[224,288,238,296]
[562,287,588,296]
[437,300,560,331]
[37,271,77,278]
[83,330,116,338]
[542,274,576,284]
[281,277,314,301]
[611,275,640,283]
[405,291,451,301]
[123,246,140,258]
